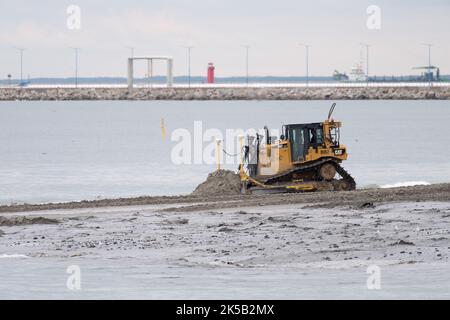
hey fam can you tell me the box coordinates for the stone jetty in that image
[0,86,449,101]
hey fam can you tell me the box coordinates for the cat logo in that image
[334,149,345,156]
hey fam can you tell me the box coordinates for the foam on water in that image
[380,181,431,188]
[0,254,29,259]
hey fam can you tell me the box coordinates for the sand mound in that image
[0,216,59,227]
[192,170,241,196]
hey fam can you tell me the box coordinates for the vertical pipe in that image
[239,135,244,175]
[216,139,221,171]
[161,117,166,141]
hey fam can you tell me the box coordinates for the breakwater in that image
[0,86,449,101]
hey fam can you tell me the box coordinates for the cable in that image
[222,148,241,157]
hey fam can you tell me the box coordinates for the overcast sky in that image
[0,0,449,78]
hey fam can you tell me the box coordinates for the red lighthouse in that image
[207,63,215,84]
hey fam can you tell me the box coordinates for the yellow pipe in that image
[216,139,221,171]
[160,117,166,141]
[239,135,244,175]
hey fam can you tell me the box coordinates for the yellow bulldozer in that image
[240,103,356,194]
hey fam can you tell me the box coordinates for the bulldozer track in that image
[261,158,356,191]
[333,161,357,190]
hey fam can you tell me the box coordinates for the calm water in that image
[1,100,449,204]
[1,258,449,299]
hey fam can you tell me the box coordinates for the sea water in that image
[0,100,449,204]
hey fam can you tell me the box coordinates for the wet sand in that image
[1,183,449,266]
[1,184,449,298]
[1,183,450,214]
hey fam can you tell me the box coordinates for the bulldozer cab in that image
[284,123,326,162]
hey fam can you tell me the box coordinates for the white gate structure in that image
[127,56,173,89]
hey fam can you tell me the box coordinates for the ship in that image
[348,63,367,82]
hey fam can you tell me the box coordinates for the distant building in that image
[413,66,440,82]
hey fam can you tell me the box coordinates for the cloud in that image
[97,10,180,36]
[0,21,68,47]
[0,8,206,49]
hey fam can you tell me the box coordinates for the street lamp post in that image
[360,43,371,86]
[14,48,25,83]
[299,44,310,87]
[126,46,135,58]
[241,45,250,86]
[70,47,79,88]
[422,43,433,85]
[183,46,193,87]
